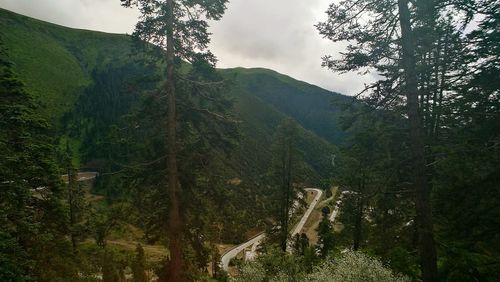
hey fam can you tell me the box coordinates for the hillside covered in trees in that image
[0,0,498,281]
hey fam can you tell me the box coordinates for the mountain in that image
[0,8,347,181]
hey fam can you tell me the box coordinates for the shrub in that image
[232,262,266,282]
[306,250,410,282]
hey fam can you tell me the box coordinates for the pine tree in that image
[132,244,148,282]
[397,1,438,279]
[316,0,449,279]
[316,209,335,257]
[121,1,229,280]
[430,1,500,279]
[318,0,498,279]
[270,118,302,252]
[0,41,74,281]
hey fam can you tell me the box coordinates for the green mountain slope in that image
[222,68,348,144]
[0,8,344,180]
[0,8,131,120]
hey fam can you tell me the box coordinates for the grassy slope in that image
[0,8,131,121]
[0,8,341,180]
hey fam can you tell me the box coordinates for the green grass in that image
[0,8,131,122]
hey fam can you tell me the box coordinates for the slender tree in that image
[316,207,335,257]
[270,119,301,251]
[397,1,437,279]
[132,244,148,282]
[121,1,228,280]
[65,142,79,253]
[165,1,181,279]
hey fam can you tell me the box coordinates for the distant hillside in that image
[0,8,345,181]
[222,68,348,144]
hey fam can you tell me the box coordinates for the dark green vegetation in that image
[0,7,342,281]
[0,38,72,281]
[1,0,498,279]
[315,0,500,281]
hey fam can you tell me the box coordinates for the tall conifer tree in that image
[121,1,228,280]
[0,40,73,281]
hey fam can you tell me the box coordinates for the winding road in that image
[220,233,265,271]
[221,188,323,271]
[290,188,322,237]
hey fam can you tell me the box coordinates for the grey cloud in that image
[0,0,138,33]
[208,0,374,95]
[209,0,319,60]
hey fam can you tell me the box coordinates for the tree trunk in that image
[283,140,292,251]
[166,0,182,281]
[397,0,438,281]
[353,195,363,251]
[68,167,77,253]
[280,136,290,252]
[353,178,364,251]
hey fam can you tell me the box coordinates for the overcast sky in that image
[0,0,375,95]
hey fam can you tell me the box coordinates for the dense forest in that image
[0,0,498,281]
